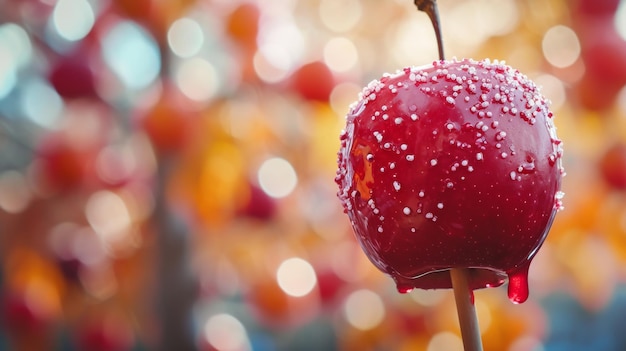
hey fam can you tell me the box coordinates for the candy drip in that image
[507,263,531,304]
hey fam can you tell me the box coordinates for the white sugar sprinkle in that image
[374,131,383,142]
[403,207,411,215]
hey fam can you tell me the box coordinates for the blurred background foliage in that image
[0,0,626,350]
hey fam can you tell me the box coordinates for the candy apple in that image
[1,291,53,333]
[48,54,98,100]
[136,82,195,155]
[111,0,196,38]
[35,133,93,192]
[225,2,261,50]
[572,19,626,111]
[580,30,626,86]
[599,142,626,190]
[237,183,277,220]
[572,0,622,17]
[336,58,564,303]
[290,61,337,103]
[315,268,347,307]
[246,271,319,327]
[76,315,134,351]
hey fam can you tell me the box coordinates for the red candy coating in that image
[335,59,564,303]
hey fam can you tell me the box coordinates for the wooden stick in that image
[450,268,484,351]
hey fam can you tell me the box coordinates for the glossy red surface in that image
[336,59,564,303]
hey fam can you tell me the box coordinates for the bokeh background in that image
[0,0,626,350]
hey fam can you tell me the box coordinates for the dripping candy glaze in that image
[335,58,564,303]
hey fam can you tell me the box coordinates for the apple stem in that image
[450,268,484,351]
[414,0,445,61]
